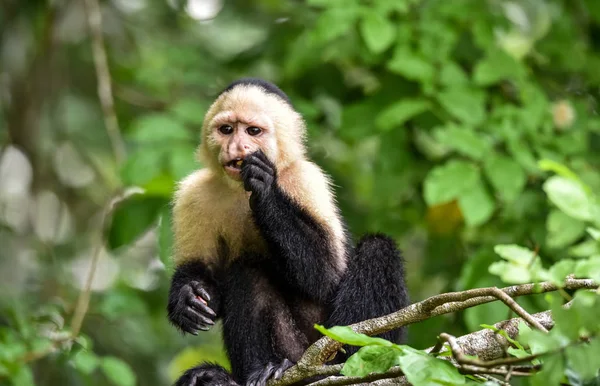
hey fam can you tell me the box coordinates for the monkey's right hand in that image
[167,280,217,335]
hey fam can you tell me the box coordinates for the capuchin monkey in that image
[167,78,409,386]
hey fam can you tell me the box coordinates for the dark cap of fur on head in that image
[219,78,293,106]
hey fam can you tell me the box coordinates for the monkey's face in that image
[206,110,278,181]
[199,84,307,183]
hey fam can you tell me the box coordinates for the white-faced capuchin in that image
[167,78,409,386]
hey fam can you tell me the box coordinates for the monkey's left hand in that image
[241,150,277,211]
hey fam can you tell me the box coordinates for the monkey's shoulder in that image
[172,168,264,266]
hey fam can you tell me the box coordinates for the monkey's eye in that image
[219,125,233,135]
[246,126,262,136]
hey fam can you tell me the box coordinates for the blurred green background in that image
[1,0,600,385]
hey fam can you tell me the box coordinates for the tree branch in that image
[82,0,126,164]
[269,279,597,386]
[70,188,144,336]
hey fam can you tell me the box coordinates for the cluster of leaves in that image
[315,325,478,385]
[483,163,600,384]
[1,0,600,385]
[312,161,600,384]
[0,305,135,386]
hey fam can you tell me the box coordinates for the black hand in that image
[169,280,217,335]
[245,359,293,386]
[241,150,277,211]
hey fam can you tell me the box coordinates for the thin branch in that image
[82,0,126,164]
[430,287,548,332]
[438,333,539,368]
[458,365,532,377]
[69,188,144,336]
[306,367,404,386]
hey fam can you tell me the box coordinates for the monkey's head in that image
[198,78,307,183]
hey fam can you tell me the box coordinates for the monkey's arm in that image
[167,260,219,335]
[168,170,221,335]
[242,152,347,303]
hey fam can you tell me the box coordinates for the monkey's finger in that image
[243,165,269,182]
[190,282,211,303]
[184,300,216,325]
[273,359,293,380]
[243,177,265,193]
[257,364,277,386]
[252,150,275,169]
[185,290,215,314]
[183,314,211,330]
[245,153,274,176]
[189,298,217,318]
[179,318,200,335]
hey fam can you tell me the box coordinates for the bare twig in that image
[438,333,539,369]
[429,287,548,332]
[82,0,126,164]
[458,365,532,377]
[70,188,144,336]
[306,367,404,386]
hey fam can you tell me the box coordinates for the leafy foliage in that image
[1,0,600,385]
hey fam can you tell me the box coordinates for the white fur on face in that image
[198,84,307,174]
[173,83,348,275]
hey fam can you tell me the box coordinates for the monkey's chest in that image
[216,208,267,261]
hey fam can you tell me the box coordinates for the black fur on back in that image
[219,78,293,106]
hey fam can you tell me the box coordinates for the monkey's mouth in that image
[223,158,244,178]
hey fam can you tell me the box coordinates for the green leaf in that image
[494,245,537,265]
[129,114,193,143]
[107,195,168,251]
[569,240,599,258]
[546,210,587,249]
[548,259,576,286]
[312,7,360,44]
[423,160,479,206]
[168,145,199,180]
[566,338,600,381]
[387,47,435,82]
[530,353,565,386]
[375,99,430,131]
[489,261,532,284]
[11,365,35,386]
[397,348,470,385]
[314,325,393,347]
[543,176,594,221]
[507,138,541,175]
[437,87,486,125]
[158,205,175,273]
[520,326,563,356]
[73,350,100,375]
[359,12,396,54]
[490,244,548,284]
[538,159,582,183]
[170,99,209,125]
[457,181,495,227]
[481,324,526,351]
[439,61,469,86]
[588,228,600,240]
[433,124,491,160]
[341,345,401,377]
[483,154,527,202]
[473,48,526,86]
[101,357,136,386]
[575,256,600,282]
[121,149,167,186]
